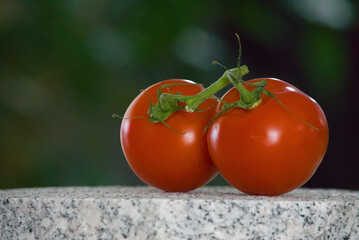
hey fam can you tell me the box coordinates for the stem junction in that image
[147,34,268,124]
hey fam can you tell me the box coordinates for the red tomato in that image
[121,79,218,192]
[207,78,329,196]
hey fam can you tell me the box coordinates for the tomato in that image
[121,79,218,192]
[207,78,329,196]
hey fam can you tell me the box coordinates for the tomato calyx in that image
[207,36,270,123]
[216,64,266,110]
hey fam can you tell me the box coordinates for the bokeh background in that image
[0,0,358,190]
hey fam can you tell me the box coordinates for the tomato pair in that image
[120,78,329,195]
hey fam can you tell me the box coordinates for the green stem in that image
[149,67,242,123]
[148,35,258,124]
[184,68,236,111]
[226,67,254,104]
[158,67,238,112]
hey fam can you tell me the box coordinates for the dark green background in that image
[1,0,358,190]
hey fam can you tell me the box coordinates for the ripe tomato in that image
[207,78,329,196]
[121,79,218,192]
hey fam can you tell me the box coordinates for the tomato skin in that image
[121,79,218,192]
[207,78,329,196]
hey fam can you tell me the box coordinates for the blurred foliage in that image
[0,0,358,189]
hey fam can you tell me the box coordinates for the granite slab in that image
[1,186,358,240]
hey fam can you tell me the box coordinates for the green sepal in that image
[263,90,319,131]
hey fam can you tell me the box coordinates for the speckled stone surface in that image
[0,187,358,240]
